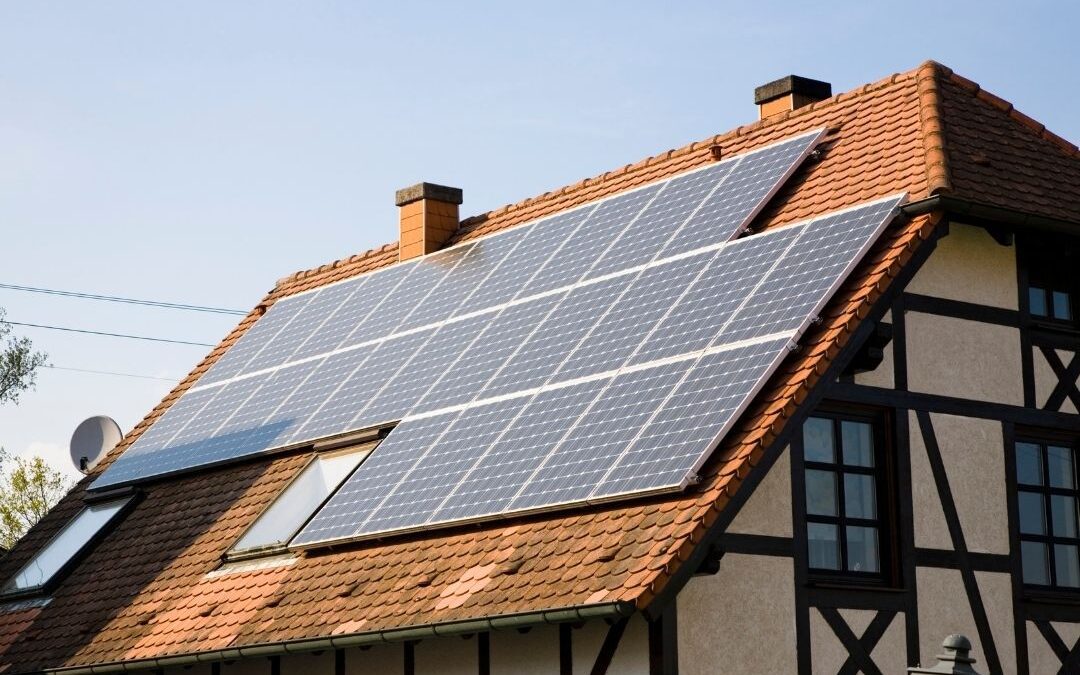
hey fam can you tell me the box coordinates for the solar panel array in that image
[92,128,825,490]
[291,194,905,545]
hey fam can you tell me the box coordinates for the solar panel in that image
[291,194,906,545]
[92,129,828,491]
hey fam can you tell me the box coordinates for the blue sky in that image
[1,1,1077,479]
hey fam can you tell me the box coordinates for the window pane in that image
[841,421,875,467]
[1016,443,1044,486]
[1052,495,1079,538]
[807,523,840,570]
[1053,291,1072,321]
[1022,541,1050,585]
[4,499,129,593]
[1056,545,1080,588]
[844,474,877,520]
[234,449,370,551]
[845,526,880,573]
[1019,492,1047,535]
[804,418,835,463]
[1030,286,1049,317]
[1048,446,1076,489]
[805,470,838,516]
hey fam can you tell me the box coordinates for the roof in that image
[1,60,1077,672]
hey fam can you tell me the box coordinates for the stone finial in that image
[907,634,983,674]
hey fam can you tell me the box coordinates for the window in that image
[1023,237,1079,327]
[2,497,131,596]
[802,411,893,581]
[1014,439,1080,590]
[229,446,371,557]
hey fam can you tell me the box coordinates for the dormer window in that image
[227,443,375,560]
[1,497,132,597]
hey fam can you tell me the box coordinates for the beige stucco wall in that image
[852,309,895,389]
[908,412,1010,554]
[678,554,796,674]
[280,651,334,673]
[907,312,1023,405]
[807,608,904,674]
[344,643,403,674]
[727,447,791,537]
[571,614,650,675]
[915,568,1016,672]
[222,658,272,675]
[906,223,1018,310]
[415,633,478,674]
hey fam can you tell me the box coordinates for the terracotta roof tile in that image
[1,59,1077,672]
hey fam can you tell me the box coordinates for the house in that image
[1,59,1079,674]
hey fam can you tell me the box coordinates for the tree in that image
[0,310,59,549]
[0,309,47,405]
[0,451,72,550]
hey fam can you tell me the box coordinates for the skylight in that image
[2,498,131,596]
[229,446,371,556]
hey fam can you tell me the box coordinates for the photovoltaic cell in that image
[510,360,692,509]
[555,252,712,381]
[434,380,607,523]
[349,249,459,340]
[415,294,564,412]
[658,131,822,258]
[630,225,801,365]
[197,293,312,385]
[585,161,736,279]
[94,129,838,493]
[289,411,456,543]
[353,316,488,430]
[295,330,434,442]
[251,280,365,372]
[592,338,792,498]
[482,276,630,398]
[465,209,592,311]
[719,198,902,344]
[523,185,662,296]
[355,398,523,536]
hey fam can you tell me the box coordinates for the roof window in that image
[228,444,373,559]
[2,497,132,596]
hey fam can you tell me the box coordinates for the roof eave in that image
[44,601,636,674]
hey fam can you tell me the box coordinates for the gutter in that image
[45,601,635,674]
[901,194,1080,233]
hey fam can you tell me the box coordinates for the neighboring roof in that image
[0,60,1076,672]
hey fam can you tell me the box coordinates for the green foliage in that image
[0,309,48,406]
[0,450,73,549]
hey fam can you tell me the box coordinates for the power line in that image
[2,320,215,347]
[43,365,177,382]
[0,282,246,315]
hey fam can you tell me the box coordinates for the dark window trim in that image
[1011,428,1080,596]
[1017,232,1080,335]
[799,403,901,589]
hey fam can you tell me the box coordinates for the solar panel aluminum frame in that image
[91,128,828,491]
[287,193,908,548]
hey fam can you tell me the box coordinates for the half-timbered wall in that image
[673,221,1080,674]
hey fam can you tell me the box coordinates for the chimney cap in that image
[395,182,464,207]
[754,75,832,105]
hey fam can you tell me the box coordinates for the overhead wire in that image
[1,320,215,347]
[0,282,246,315]
[43,365,177,382]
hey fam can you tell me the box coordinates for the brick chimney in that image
[395,182,463,261]
[754,75,832,120]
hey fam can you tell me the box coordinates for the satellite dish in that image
[70,416,122,474]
